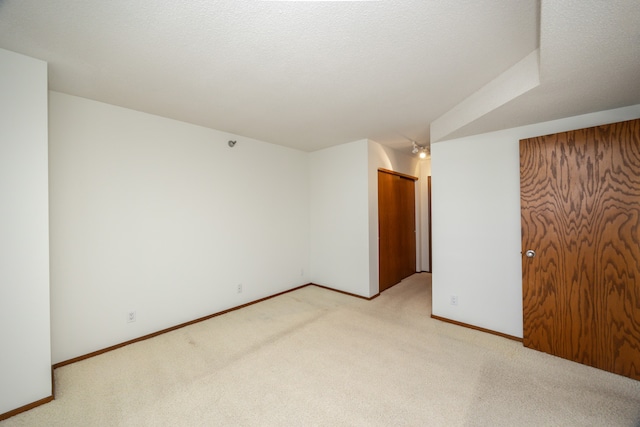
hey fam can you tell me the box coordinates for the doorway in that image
[378,169,417,292]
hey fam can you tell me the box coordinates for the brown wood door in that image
[520,119,640,380]
[379,170,417,292]
[428,175,432,273]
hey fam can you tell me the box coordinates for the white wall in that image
[309,140,371,296]
[48,92,310,364]
[309,139,420,298]
[0,49,51,414]
[431,104,640,338]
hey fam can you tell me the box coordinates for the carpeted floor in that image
[2,273,639,426]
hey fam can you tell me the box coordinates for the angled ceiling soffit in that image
[430,49,540,143]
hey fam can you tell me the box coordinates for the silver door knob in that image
[525,250,536,258]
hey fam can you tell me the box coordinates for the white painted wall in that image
[48,92,310,364]
[431,104,640,338]
[309,139,420,298]
[0,49,51,414]
[309,140,370,296]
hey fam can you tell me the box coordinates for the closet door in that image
[378,169,417,292]
[520,119,640,380]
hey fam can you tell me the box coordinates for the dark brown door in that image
[520,119,640,380]
[428,175,432,273]
[379,170,417,292]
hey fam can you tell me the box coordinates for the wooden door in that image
[397,174,417,280]
[378,169,417,292]
[520,119,640,380]
[427,175,432,273]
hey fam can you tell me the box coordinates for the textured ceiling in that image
[0,1,638,153]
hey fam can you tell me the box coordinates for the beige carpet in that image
[2,273,639,426]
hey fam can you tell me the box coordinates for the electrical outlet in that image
[237,283,243,294]
[450,295,458,306]
[127,310,137,323]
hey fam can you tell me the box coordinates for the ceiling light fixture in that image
[412,141,429,159]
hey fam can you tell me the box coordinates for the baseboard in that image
[310,283,379,300]
[0,395,54,422]
[54,283,312,369]
[430,314,523,342]
[54,282,380,369]
[0,364,57,422]
[3,281,392,420]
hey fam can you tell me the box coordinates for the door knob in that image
[525,250,536,258]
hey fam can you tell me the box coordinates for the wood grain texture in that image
[378,171,416,291]
[379,171,399,291]
[398,175,417,280]
[378,168,419,182]
[428,176,432,273]
[521,119,640,380]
